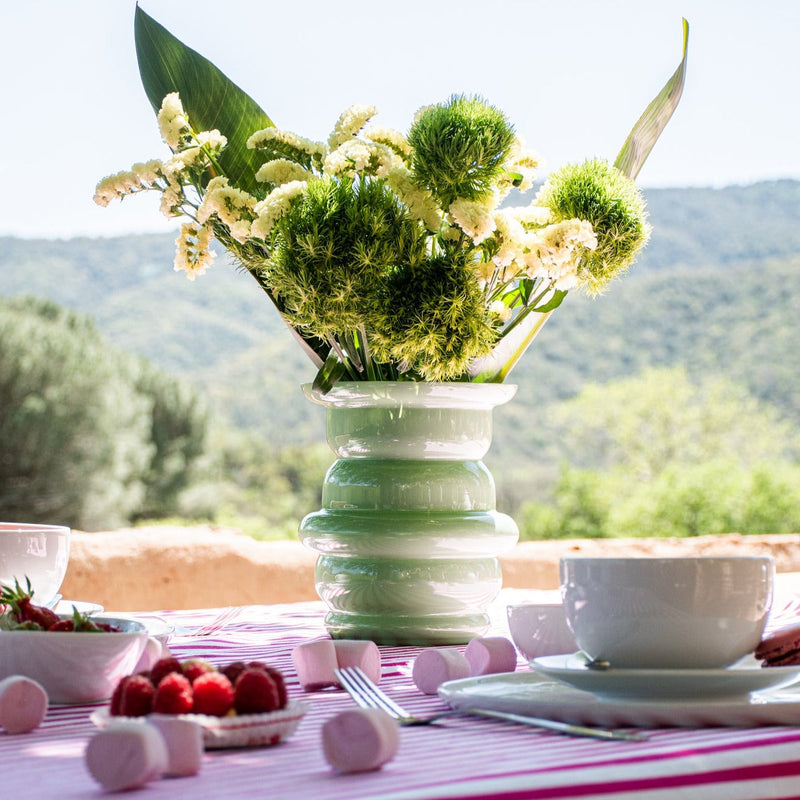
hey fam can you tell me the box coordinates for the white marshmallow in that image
[465,636,518,676]
[333,640,382,685]
[292,639,339,690]
[148,715,204,777]
[412,648,471,695]
[85,722,168,792]
[0,675,48,734]
[322,708,399,773]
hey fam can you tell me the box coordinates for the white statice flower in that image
[489,299,513,323]
[196,176,258,238]
[247,127,327,161]
[523,218,598,290]
[251,180,308,240]
[412,104,436,124]
[173,222,216,280]
[505,204,553,228]
[159,185,184,218]
[323,139,395,178]
[93,160,164,206]
[363,125,412,159]
[158,92,191,150]
[386,164,442,232]
[501,139,540,194]
[449,194,500,244]
[492,210,528,269]
[256,158,312,186]
[328,104,378,149]
[195,129,227,152]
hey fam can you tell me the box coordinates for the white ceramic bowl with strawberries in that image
[0,616,149,703]
[0,522,70,607]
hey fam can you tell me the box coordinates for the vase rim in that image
[302,381,517,409]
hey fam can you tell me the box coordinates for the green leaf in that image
[312,351,348,394]
[614,18,689,180]
[469,309,554,383]
[134,5,274,195]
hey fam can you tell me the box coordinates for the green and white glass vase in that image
[298,381,519,645]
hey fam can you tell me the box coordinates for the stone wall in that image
[60,527,800,612]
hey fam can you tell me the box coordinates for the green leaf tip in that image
[133,5,275,195]
[614,18,689,180]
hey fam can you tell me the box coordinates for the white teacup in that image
[507,601,577,660]
[560,556,774,669]
[0,522,71,607]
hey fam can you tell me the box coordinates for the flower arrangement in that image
[96,9,688,391]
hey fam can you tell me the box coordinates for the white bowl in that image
[560,556,774,669]
[507,602,577,660]
[0,522,70,607]
[0,616,149,703]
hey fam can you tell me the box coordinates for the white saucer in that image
[438,671,800,728]
[54,599,105,615]
[530,653,800,700]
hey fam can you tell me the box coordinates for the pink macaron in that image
[756,622,800,666]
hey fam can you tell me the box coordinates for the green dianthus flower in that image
[370,252,500,381]
[409,95,516,208]
[537,158,650,293]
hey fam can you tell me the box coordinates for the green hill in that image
[1,180,799,460]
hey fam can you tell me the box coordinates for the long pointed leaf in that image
[615,18,690,180]
[134,6,274,195]
[469,310,554,383]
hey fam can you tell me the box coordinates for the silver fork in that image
[334,666,648,742]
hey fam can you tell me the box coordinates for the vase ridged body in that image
[298,381,519,645]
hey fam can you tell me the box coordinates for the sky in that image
[1,0,798,240]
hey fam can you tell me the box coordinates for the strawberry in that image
[221,661,247,685]
[233,668,280,715]
[117,675,156,717]
[263,666,288,709]
[192,672,234,716]
[182,658,216,684]
[48,619,75,632]
[1,577,60,629]
[153,672,194,714]
[150,657,183,687]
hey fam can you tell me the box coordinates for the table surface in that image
[4,589,800,800]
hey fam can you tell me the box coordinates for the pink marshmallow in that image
[292,639,339,690]
[322,708,399,773]
[412,648,471,695]
[0,675,48,734]
[465,636,518,676]
[148,715,204,777]
[85,722,168,792]
[333,640,382,685]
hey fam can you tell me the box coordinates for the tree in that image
[0,297,208,529]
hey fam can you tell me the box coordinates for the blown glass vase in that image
[298,381,519,645]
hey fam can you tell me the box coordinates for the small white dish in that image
[91,701,309,749]
[54,599,105,615]
[438,671,800,728]
[530,652,800,700]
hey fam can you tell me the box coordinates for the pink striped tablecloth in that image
[4,590,800,800]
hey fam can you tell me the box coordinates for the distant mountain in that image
[2,180,799,457]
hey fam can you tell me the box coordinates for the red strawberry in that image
[150,657,183,687]
[48,619,75,632]
[1,578,60,629]
[152,672,194,715]
[264,666,288,709]
[192,672,234,716]
[221,661,247,685]
[233,668,280,715]
[117,675,156,717]
[182,658,216,684]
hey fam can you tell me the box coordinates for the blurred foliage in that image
[0,297,208,530]
[1,181,799,537]
[519,368,800,539]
